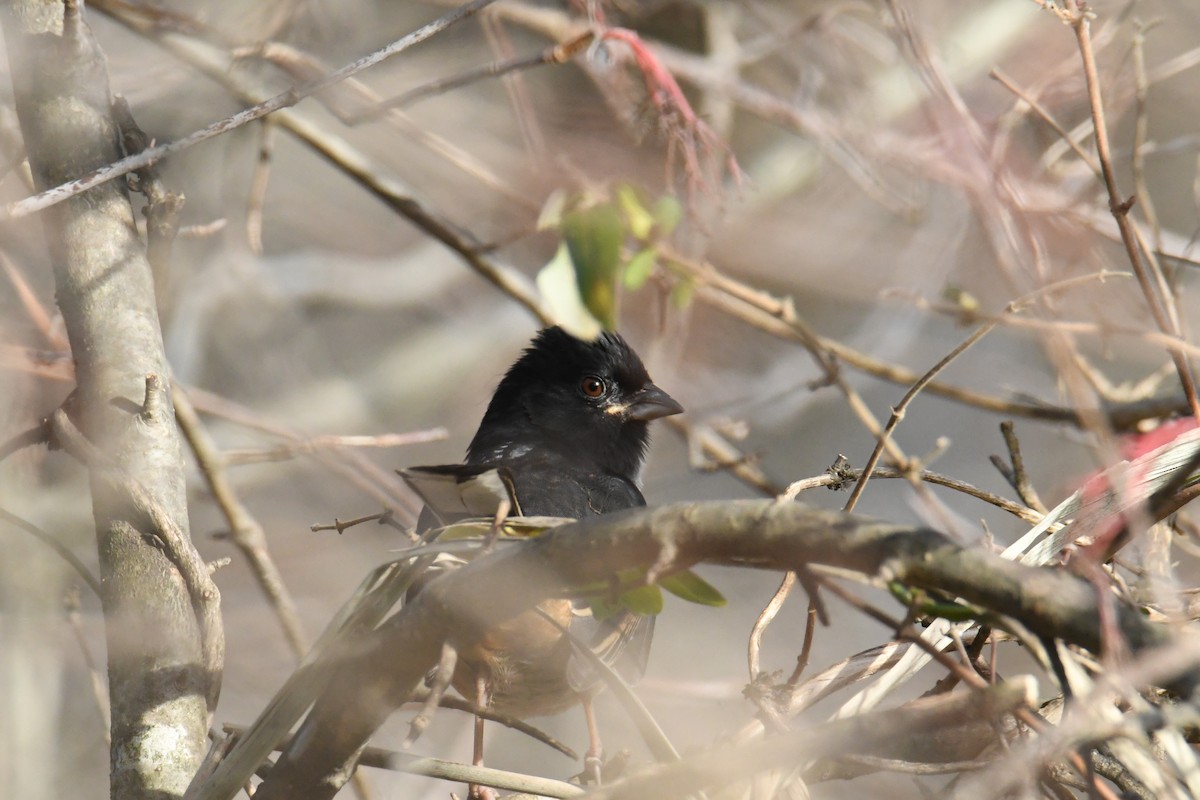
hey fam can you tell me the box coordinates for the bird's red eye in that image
[580,375,606,398]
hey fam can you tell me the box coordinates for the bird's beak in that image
[628,384,684,421]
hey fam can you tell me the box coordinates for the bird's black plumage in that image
[466,327,676,495]
[405,325,682,714]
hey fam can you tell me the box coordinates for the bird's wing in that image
[399,463,520,528]
[404,456,657,690]
[566,608,656,692]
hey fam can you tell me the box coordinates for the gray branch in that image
[0,2,219,797]
[252,500,1194,799]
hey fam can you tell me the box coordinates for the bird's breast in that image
[452,598,580,718]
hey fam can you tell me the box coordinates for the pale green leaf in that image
[535,243,603,340]
[616,184,655,241]
[653,195,682,235]
[623,248,657,290]
[620,583,664,615]
[660,569,727,606]
[562,204,624,329]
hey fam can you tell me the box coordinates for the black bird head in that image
[466,327,683,479]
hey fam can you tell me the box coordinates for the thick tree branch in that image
[0,2,216,796]
[249,500,1194,799]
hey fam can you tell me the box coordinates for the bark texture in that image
[1,3,219,798]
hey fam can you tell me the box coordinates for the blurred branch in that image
[783,464,1041,524]
[0,3,217,796]
[224,429,448,466]
[587,679,1032,799]
[223,723,583,797]
[0,507,101,597]
[183,385,424,524]
[173,383,309,658]
[250,499,1192,798]
[0,0,499,222]
[1060,0,1200,421]
[348,31,594,122]
[230,38,537,209]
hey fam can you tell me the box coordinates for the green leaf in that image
[620,583,664,615]
[616,184,655,241]
[562,203,624,329]
[660,569,726,606]
[670,277,696,309]
[589,596,622,622]
[653,195,682,235]
[535,243,603,340]
[623,248,657,290]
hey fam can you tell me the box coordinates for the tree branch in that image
[249,500,1194,799]
[0,2,216,796]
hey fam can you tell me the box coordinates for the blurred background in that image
[2,0,1200,797]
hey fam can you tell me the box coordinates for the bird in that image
[400,325,683,795]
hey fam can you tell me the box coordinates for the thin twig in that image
[1130,22,1163,258]
[786,598,820,686]
[351,31,594,122]
[172,383,309,657]
[669,416,783,496]
[990,67,1100,174]
[184,385,423,523]
[403,642,458,749]
[0,507,101,596]
[245,118,276,256]
[223,724,583,797]
[405,691,579,759]
[1,251,64,347]
[784,465,1041,524]
[843,322,994,513]
[64,587,111,739]
[311,512,396,536]
[747,571,796,680]
[0,0,499,222]
[223,429,448,466]
[995,421,1047,514]
[1063,0,1200,421]
[481,11,547,160]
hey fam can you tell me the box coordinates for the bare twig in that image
[1130,22,1163,258]
[0,507,101,597]
[0,0,499,222]
[786,598,820,686]
[64,587,111,739]
[403,690,578,759]
[224,429,448,466]
[351,31,594,122]
[1061,0,1200,421]
[311,512,397,536]
[747,571,795,680]
[245,119,276,256]
[993,421,1047,514]
[172,383,309,657]
[784,463,1040,525]
[842,322,993,513]
[403,642,458,749]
